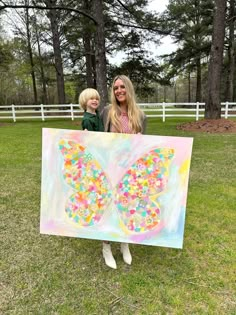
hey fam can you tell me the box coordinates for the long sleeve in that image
[82,119,94,131]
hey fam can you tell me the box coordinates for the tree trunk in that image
[205,0,227,119]
[196,55,202,102]
[188,69,191,103]
[195,4,202,102]
[92,0,108,110]
[34,16,48,104]
[156,85,159,102]
[25,6,38,105]
[83,33,96,88]
[225,0,235,102]
[163,86,167,102]
[82,0,95,88]
[174,83,177,103]
[45,0,66,104]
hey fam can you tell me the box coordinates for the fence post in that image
[41,104,45,121]
[12,104,16,122]
[162,102,165,122]
[70,103,74,121]
[225,102,228,119]
[196,102,199,121]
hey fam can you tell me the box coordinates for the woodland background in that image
[0,0,235,118]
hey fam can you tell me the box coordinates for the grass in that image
[0,118,235,314]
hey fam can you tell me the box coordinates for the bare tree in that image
[44,0,65,104]
[33,14,48,104]
[25,4,38,105]
[0,0,99,104]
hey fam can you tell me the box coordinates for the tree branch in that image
[116,0,171,35]
[116,22,171,35]
[0,3,98,25]
[116,0,134,16]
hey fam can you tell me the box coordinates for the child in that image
[79,88,104,131]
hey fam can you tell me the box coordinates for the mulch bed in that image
[176,119,236,133]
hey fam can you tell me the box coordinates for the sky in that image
[148,0,176,57]
[146,0,176,56]
[148,0,169,13]
[1,0,175,64]
[109,0,176,65]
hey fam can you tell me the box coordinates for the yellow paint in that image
[179,159,190,184]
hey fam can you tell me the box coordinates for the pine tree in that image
[160,0,214,102]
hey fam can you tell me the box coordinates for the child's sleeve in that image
[82,119,94,131]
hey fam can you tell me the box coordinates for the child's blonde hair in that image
[79,88,100,111]
[108,75,144,133]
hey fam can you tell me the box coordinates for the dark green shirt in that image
[82,111,104,131]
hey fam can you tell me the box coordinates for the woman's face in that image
[113,79,127,105]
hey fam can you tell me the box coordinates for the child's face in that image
[86,97,99,113]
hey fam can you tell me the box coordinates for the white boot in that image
[120,243,132,265]
[102,242,117,269]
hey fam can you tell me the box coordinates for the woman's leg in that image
[120,243,132,265]
[102,241,117,269]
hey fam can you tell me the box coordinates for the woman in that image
[101,75,146,269]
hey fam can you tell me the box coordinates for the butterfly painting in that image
[59,139,174,234]
[40,128,193,248]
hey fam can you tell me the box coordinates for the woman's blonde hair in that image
[108,75,143,133]
[79,88,100,111]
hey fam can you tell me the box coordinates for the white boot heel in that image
[102,243,117,269]
[120,243,132,265]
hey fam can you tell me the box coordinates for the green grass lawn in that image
[0,118,235,314]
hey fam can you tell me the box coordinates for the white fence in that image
[0,102,235,122]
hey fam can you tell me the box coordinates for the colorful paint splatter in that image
[59,140,174,233]
[59,140,112,226]
[115,148,174,233]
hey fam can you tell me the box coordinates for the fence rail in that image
[0,102,235,122]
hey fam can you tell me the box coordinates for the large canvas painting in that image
[40,128,193,248]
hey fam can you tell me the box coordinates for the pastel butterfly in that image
[59,139,174,233]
